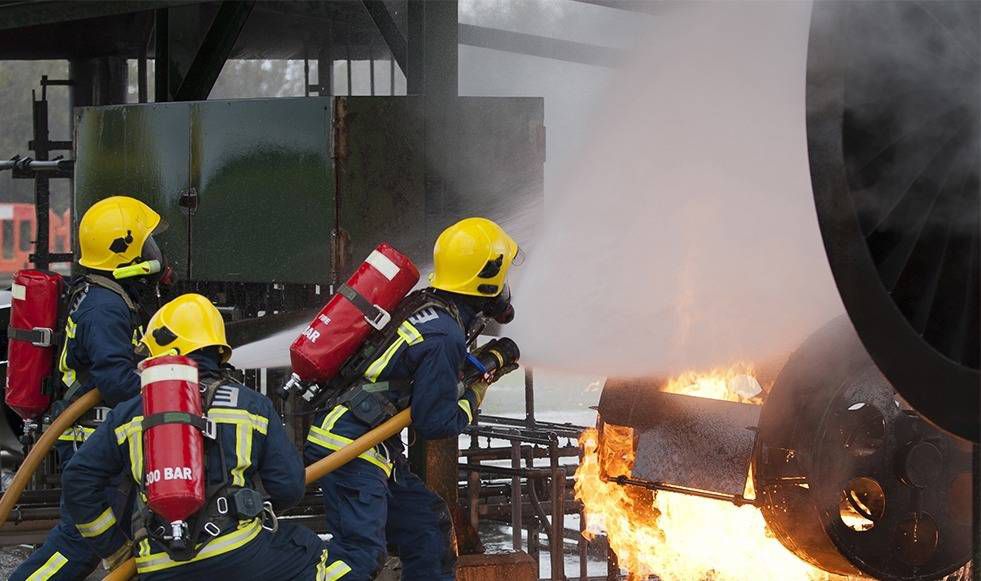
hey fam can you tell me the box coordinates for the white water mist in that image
[508,1,844,377]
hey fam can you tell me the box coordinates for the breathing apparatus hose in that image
[0,389,102,526]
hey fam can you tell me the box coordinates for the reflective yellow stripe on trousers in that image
[25,551,68,581]
[306,407,393,476]
[317,548,352,580]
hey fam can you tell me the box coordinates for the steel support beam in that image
[405,0,424,93]
[459,23,623,68]
[173,1,254,101]
[0,1,189,31]
[360,0,406,74]
[153,1,253,102]
[153,7,169,102]
[69,56,128,107]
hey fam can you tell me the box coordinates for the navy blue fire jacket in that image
[62,355,312,577]
[58,280,144,407]
[305,292,482,475]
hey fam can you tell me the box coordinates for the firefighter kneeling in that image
[61,294,332,579]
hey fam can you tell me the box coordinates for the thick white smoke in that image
[507,1,844,377]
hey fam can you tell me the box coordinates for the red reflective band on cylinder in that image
[290,243,419,385]
[140,355,205,524]
[5,270,63,419]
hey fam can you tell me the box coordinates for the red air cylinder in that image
[140,355,205,524]
[5,270,64,419]
[290,243,419,384]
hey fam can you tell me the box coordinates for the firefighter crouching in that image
[61,294,333,579]
[303,217,521,581]
[12,195,170,581]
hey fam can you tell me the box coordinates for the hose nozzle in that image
[463,337,520,386]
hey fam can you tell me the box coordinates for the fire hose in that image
[106,337,520,580]
[0,389,102,526]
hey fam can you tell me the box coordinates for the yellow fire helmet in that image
[78,195,162,272]
[430,217,520,297]
[140,293,231,363]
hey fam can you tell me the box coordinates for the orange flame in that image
[575,365,839,580]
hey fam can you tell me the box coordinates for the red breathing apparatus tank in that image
[286,243,419,401]
[5,270,64,419]
[140,355,207,544]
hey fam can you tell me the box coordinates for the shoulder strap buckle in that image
[365,306,391,330]
[202,417,217,440]
[93,406,110,424]
[339,284,391,330]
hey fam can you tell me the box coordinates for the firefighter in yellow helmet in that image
[305,217,521,581]
[62,294,335,580]
[12,196,172,581]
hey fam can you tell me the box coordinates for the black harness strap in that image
[84,274,139,315]
[141,411,212,433]
[7,327,53,346]
[338,283,383,324]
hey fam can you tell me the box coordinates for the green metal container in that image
[74,95,543,288]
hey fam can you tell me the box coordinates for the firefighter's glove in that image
[489,362,519,384]
[102,540,133,571]
[469,381,491,407]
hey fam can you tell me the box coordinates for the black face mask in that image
[482,285,515,325]
[140,236,174,288]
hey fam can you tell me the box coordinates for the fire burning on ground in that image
[575,365,837,581]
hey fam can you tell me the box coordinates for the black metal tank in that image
[753,316,973,580]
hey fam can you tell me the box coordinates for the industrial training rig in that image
[0,1,978,580]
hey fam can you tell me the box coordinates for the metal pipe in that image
[612,475,759,507]
[303,56,310,97]
[579,444,588,580]
[525,367,535,429]
[467,468,480,533]
[457,462,557,479]
[466,427,556,445]
[138,47,148,103]
[0,158,73,173]
[345,38,352,96]
[511,440,522,551]
[607,545,620,580]
[369,44,375,96]
[8,506,62,522]
[30,81,51,271]
[549,436,565,580]
[478,414,583,436]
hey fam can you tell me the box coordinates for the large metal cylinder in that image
[753,317,973,580]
